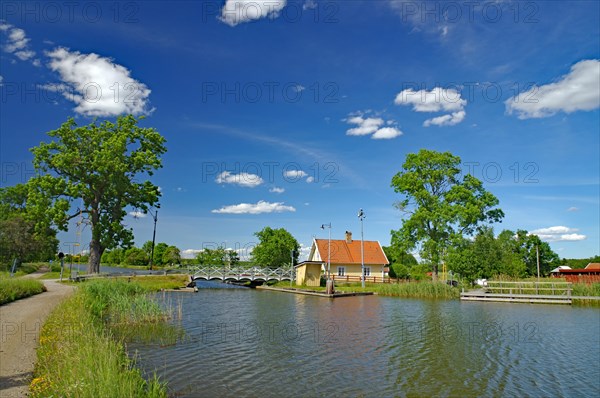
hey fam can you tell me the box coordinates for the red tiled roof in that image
[314,239,389,265]
[585,263,600,270]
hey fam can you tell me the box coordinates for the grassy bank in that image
[271,281,460,300]
[117,274,190,291]
[0,278,46,305]
[572,283,600,307]
[30,279,183,397]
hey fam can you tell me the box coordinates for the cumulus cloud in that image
[284,170,308,179]
[506,59,600,119]
[181,249,203,259]
[423,110,466,127]
[220,0,287,26]
[306,176,315,183]
[216,171,264,187]
[212,200,296,214]
[529,226,587,242]
[395,87,467,127]
[0,23,38,64]
[269,187,285,194]
[372,126,403,139]
[46,47,153,116]
[345,114,403,139]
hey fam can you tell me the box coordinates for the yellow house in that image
[295,232,389,286]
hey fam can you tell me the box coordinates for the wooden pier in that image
[461,281,574,305]
[256,285,374,298]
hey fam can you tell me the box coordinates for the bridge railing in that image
[188,266,294,281]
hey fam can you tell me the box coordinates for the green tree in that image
[225,249,240,266]
[447,228,528,282]
[514,230,560,277]
[28,115,166,273]
[383,245,418,279]
[124,247,148,266]
[196,247,225,266]
[390,150,504,281]
[0,185,58,265]
[101,248,125,265]
[251,227,300,268]
[162,245,181,266]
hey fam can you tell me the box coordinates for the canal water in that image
[132,284,600,397]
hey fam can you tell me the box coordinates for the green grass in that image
[31,279,184,397]
[0,278,46,305]
[572,283,600,307]
[0,262,44,278]
[116,274,190,291]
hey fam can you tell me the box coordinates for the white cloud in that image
[216,171,264,187]
[46,47,153,117]
[129,211,147,218]
[395,88,466,112]
[567,207,579,212]
[220,0,287,26]
[346,116,384,136]
[0,75,3,86]
[423,110,466,127]
[284,170,307,178]
[506,59,600,119]
[303,0,317,10]
[212,200,296,214]
[395,87,467,127]
[345,114,403,139]
[529,226,587,242]
[269,187,285,194]
[1,23,36,62]
[372,126,403,139]
[182,249,203,259]
[306,176,315,183]
[531,226,577,235]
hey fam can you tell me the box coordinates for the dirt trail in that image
[0,279,74,397]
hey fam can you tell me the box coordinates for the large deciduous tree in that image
[391,150,504,281]
[251,227,300,268]
[0,185,58,266]
[28,115,166,274]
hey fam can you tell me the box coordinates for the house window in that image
[337,266,345,276]
[363,267,371,276]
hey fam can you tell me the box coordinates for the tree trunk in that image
[432,263,439,283]
[88,239,102,274]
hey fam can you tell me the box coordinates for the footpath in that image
[0,274,74,398]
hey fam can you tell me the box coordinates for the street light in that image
[321,223,333,294]
[358,209,365,288]
[148,209,158,271]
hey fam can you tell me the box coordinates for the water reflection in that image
[132,289,600,397]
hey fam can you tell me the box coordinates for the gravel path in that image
[0,278,74,397]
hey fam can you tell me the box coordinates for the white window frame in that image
[363,266,371,276]
[337,266,346,276]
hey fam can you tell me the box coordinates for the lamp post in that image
[358,209,365,288]
[148,209,158,271]
[321,223,333,294]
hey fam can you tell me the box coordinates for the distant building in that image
[556,262,600,283]
[295,231,389,286]
[550,265,572,275]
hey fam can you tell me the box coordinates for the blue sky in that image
[1,0,598,261]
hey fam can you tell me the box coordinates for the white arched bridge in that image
[188,266,294,283]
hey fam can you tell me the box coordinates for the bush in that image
[0,278,46,305]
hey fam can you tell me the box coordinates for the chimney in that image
[345,231,352,243]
